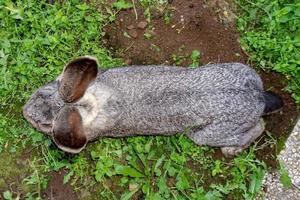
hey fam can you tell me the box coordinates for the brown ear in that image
[53,106,87,153]
[59,56,98,103]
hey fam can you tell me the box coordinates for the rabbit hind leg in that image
[221,119,265,158]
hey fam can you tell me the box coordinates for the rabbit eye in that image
[56,100,64,107]
[54,93,65,107]
[51,94,66,116]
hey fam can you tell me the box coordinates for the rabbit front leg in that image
[221,119,265,157]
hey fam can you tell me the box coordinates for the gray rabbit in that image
[23,56,283,157]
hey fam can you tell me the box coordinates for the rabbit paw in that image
[221,146,244,158]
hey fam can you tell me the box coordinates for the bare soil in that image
[104,0,246,65]
[42,169,77,200]
[103,0,298,167]
[0,148,32,199]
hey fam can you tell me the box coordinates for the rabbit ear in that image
[59,56,98,103]
[52,106,87,153]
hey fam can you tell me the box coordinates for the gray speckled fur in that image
[23,62,265,150]
[90,63,265,146]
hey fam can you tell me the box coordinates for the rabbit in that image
[23,56,283,157]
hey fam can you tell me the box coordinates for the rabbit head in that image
[23,56,98,153]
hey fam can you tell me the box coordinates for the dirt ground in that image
[42,0,298,198]
[104,0,244,65]
[103,0,298,167]
[42,170,77,200]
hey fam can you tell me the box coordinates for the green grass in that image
[0,0,294,199]
[136,0,168,21]
[235,0,300,103]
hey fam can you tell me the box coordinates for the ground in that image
[0,0,299,200]
[42,170,77,200]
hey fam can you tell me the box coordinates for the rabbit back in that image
[88,63,264,139]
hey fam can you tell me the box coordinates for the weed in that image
[212,160,225,177]
[3,191,18,200]
[150,44,161,52]
[190,50,201,68]
[23,159,49,198]
[235,0,300,103]
[163,10,172,24]
[279,160,292,188]
[113,0,133,10]
[171,54,187,65]
[88,134,267,199]
[144,31,153,39]
[138,0,169,22]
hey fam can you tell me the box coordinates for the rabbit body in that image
[24,57,280,155]
[78,63,265,147]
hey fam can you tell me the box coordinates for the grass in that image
[0,0,297,199]
[235,0,300,103]
[138,0,169,22]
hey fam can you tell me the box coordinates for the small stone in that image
[129,183,138,191]
[124,59,132,65]
[137,21,148,29]
[149,30,157,36]
[127,25,135,30]
[295,177,300,185]
[128,29,138,38]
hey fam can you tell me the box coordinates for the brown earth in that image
[103,0,298,167]
[104,0,245,65]
[42,169,77,200]
[0,148,33,199]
